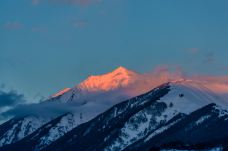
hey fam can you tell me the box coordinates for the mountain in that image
[1,67,228,151]
[78,66,139,92]
[3,80,227,151]
[0,82,170,151]
[49,66,142,104]
[0,67,146,148]
[42,81,227,151]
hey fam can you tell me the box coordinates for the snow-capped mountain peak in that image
[51,66,140,100]
[50,66,141,103]
[77,66,139,92]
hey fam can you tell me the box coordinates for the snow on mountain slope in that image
[50,66,141,103]
[37,85,169,150]
[2,79,228,151]
[0,84,170,151]
[0,83,171,151]
[47,69,227,129]
[37,80,226,151]
[48,73,228,149]
[128,103,228,151]
[0,113,80,151]
[42,81,228,151]
[167,79,228,110]
[104,80,227,151]
[0,67,143,149]
[1,67,228,150]
[36,113,78,150]
[0,116,48,147]
[49,67,228,108]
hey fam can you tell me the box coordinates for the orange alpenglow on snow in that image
[78,66,140,91]
[52,88,71,97]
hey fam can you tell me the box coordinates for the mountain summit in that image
[50,67,141,103]
[78,66,139,92]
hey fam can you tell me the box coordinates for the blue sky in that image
[1,0,228,100]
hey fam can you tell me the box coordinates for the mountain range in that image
[0,67,227,151]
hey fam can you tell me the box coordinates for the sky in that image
[1,0,228,102]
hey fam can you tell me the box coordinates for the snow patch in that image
[145,117,183,142]
[213,105,228,118]
[37,113,78,149]
[195,115,211,125]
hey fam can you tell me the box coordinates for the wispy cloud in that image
[203,52,215,64]
[187,48,199,54]
[2,22,23,30]
[2,102,74,118]
[0,89,26,109]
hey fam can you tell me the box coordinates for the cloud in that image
[0,87,27,123]
[0,90,26,109]
[121,65,186,97]
[2,22,23,30]
[191,75,228,94]
[203,52,215,64]
[1,93,120,121]
[2,102,74,118]
[187,48,199,54]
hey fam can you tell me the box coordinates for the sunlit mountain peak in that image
[78,66,140,91]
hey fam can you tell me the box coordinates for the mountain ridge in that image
[2,82,227,151]
[0,67,228,150]
[41,83,228,151]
